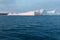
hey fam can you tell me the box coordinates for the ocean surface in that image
[0,15,60,40]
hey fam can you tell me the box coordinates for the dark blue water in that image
[0,16,60,40]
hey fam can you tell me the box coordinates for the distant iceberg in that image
[5,9,60,16]
[34,9,58,15]
[0,9,59,16]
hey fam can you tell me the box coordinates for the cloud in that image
[0,0,60,13]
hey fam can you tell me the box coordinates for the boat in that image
[34,11,42,16]
[36,14,42,16]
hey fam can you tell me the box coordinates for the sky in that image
[0,0,60,13]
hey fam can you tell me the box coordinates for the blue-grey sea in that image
[0,15,60,40]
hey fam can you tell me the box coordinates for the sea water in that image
[0,15,60,40]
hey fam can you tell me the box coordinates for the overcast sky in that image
[0,0,60,13]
